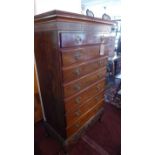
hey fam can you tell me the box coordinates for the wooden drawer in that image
[66,92,104,126]
[63,67,106,98]
[107,37,115,43]
[64,79,105,112]
[107,45,115,58]
[60,32,108,48]
[107,37,115,57]
[63,57,108,83]
[61,45,109,67]
[66,101,103,137]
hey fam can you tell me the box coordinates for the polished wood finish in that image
[34,10,115,25]
[64,79,105,112]
[34,10,115,143]
[60,32,110,48]
[66,101,104,137]
[63,67,106,97]
[34,65,43,123]
[34,94,43,123]
[66,92,104,127]
[62,57,108,83]
[61,45,109,67]
[34,65,38,94]
[35,31,66,138]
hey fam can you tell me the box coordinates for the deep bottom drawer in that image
[66,101,103,137]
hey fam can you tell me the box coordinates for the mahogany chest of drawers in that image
[34,10,115,144]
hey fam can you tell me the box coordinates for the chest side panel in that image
[34,30,66,138]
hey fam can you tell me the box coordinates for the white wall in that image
[86,5,121,19]
[34,0,81,15]
[81,0,121,19]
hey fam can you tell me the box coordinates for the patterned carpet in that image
[105,77,121,109]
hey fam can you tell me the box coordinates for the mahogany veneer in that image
[34,10,115,144]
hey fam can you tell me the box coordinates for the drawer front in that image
[63,57,108,83]
[60,32,85,48]
[107,37,115,43]
[66,101,103,137]
[61,45,109,67]
[107,37,115,57]
[63,67,106,98]
[60,32,107,48]
[66,92,104,126]
[107,46,115,57]
[64,79,105,111]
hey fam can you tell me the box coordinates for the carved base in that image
[66,108,104,145]
[44,108,104,153]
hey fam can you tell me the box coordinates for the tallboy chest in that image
[34,10,115,144]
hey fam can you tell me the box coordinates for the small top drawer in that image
[60,32,107,48]
[60,32,85,48]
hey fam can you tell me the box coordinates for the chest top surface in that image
[34,10,115,25]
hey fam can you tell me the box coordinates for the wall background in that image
[34,0,81,15]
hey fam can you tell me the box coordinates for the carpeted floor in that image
[34,103,121,155]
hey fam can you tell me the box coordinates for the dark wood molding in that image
[35,10,115,25]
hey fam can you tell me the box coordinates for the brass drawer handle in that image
[74,52,81,60]
[75,124,80,128]
[75,97,81,104]
[97,73,102,79]
[74,83,81,91]
[98,60,103,66]
[96,85,100,92]
[95,96,99,102]
[75,35,82,43]
[75,110,81,116]
[74,68,81,76]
